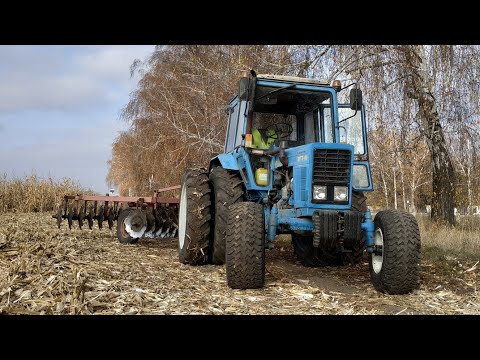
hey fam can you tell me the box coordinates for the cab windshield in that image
[251,86,333,147]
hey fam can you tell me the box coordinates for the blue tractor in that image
[177,70,421,294]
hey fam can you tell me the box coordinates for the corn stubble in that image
[0,212,479,314]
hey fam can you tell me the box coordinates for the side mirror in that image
[349,88,363,110]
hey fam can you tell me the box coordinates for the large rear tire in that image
[369,209,421,294]
[209,167,244,265]
[178,168,212,265]
[226,202,265,289]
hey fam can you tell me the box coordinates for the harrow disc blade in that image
[154,227,163,237]
[167,208,178,228]
[56,206,63,229]
[67,206,73,230]
[113,206,120,221]
[107,206,114,230]
[78,205,85,230]
[160,227,169,238]
[144,231,155,238]
[146,211,155,233]
[97,205,104,230]
[124,209,147,238]
[87,207,94,230]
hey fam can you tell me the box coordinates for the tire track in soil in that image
[265,244,420,314]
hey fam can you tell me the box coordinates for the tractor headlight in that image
[334,186,348,202]
[313,186,327,200]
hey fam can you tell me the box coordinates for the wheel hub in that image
[124,211,147,238]
[372,228,384,274]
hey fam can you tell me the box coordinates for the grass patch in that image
[417,214,480,256]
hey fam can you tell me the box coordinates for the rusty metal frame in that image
[62,185,181,205]
[55,185,181,230]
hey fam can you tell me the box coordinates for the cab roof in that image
[256,74,330,86]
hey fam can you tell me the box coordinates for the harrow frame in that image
[54,186,181,241]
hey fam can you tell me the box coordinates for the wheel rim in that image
[178,185,187,249]
[372,228,384,274]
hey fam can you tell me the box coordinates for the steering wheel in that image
[264,122,293,140]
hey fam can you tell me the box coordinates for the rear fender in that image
[209,154,239,172]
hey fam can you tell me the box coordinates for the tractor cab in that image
[221,72,372,195]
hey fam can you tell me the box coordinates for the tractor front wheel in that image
[177,168,212,265]
[369,210,421,294]
[226,202,265,289]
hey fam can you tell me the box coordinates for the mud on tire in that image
[209,167,244,265]
[178,168,212,265]
[226,202,265,289]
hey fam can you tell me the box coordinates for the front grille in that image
[313,149,351,186]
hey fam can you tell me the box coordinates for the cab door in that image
[337,104,373,191]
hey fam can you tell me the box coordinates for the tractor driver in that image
[250,113,294,149]
[251,127,278,149]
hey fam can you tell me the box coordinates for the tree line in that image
[107,45,480,225]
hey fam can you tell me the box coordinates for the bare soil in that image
[0,213,478,314]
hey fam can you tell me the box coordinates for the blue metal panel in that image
[299,166,307,201]
[267,208,314,239]
[268,206,278,241]
[232,148,273,191]
[278,217,314,231]
[285,142,355,210]
[267,207,375,237]
[214,154,239,170]
[278,208,296,219]
[361,211,375,253]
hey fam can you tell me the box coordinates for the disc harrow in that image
[53,186,180,243]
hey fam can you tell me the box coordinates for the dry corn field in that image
[0,175,93,213]
[0,212,479,315]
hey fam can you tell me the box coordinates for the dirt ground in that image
[0,213,479,314]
